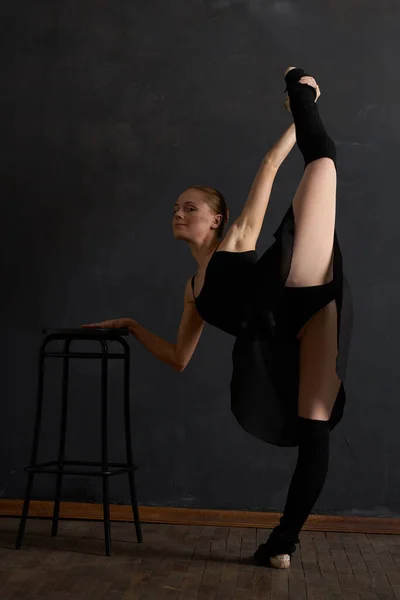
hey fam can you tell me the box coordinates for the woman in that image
[84,67,353,569]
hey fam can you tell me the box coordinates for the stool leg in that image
[128,472,142,543]
[16,342,47,549]
[123,347,143,543]
[101,341,111,556]
[52,339,71,537]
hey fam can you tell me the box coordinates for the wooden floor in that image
[1,518,400,599]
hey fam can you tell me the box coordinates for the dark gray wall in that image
[2,0,399,517]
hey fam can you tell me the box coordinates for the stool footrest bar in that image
[26,461,137,477]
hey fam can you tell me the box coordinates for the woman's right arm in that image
[129,278,204,371]
[84,278,204,372]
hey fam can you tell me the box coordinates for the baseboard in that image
[1,500,399,534]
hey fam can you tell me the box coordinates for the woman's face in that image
[172,189,221,243]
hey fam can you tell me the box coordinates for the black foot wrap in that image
[285,68,337,168]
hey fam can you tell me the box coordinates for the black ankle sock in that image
[254,417,330,562]
[285,68,337,168]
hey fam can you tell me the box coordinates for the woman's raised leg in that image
[284,67,337,287]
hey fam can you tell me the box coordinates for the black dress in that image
[191,205,353,447]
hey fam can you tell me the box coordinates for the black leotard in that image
[191,250,258,336]
[192,252,337,339]
[191,204,353,447]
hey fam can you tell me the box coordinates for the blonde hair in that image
[187,185,229,239]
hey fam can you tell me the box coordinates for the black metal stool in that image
[16,328,143,556]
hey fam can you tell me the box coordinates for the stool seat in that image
[16,327,142,556]
[42,328,130,337]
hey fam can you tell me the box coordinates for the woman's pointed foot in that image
[284,65,297,76]
[283,66,320,107]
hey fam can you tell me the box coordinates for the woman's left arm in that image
[220,123,296,252]
[237,123,296,236]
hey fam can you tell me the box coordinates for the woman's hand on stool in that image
[82,318,136,331]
